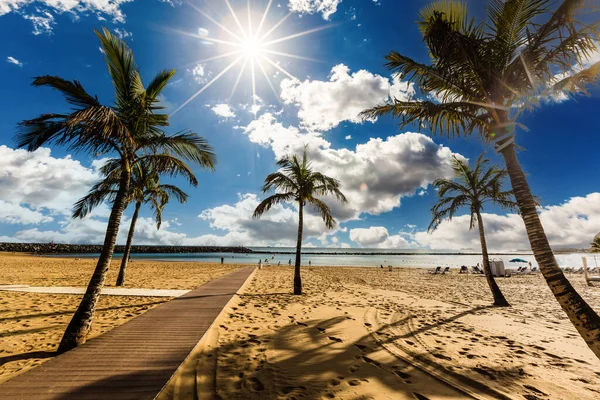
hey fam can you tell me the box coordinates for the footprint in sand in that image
[354,344,369,352]
[280,385,306,395]
[347,379,362,386]
[328,336,343,343]
[329,378,341,386]
[317,327,327,333]
[349,364,360,373]
[362,356,381,367]
[412,393,430,400]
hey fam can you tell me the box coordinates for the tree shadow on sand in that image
[209,314,528,400]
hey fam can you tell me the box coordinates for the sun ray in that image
[251,58,257,111]
[182,49,243,69]
[162,27,240,47]
[264,25,333,46]
[225,0,248,39]
[262,55,297,80]
[168,1,327,115]
[262,49,322,63]
[171,55,244,116]
[230,58,249,100]
[256,58,280,101]
[255,0,273,38]
[260,11,292,41]
[187,2,243,42]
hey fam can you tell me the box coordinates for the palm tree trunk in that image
[57,163,131,353]
[475,210,510,307]
[500,143,600,358]
[294,202,304,295]
[116,201,140,286]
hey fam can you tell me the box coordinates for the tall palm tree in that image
[15,28,216,352]
[362,0,600,358]
[253,148,347,295]
[73,159,189,287]
[429,155,517,306]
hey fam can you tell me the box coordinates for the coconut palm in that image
[15,28,216,352]
[73,159,189,286]
[429,155,517,306]
[591,236,600,253]
[362,0,600,357]
[253,148,347,295]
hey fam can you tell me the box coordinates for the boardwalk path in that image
[1,266,255,400]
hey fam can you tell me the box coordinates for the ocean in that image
[54,247,596,269]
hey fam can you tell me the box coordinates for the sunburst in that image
[170,0,330,117]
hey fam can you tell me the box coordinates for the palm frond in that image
[253,193,295,219]
[306,196,336,229]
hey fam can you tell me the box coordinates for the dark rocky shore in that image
[0,242,254,254]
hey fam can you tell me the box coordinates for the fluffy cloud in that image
[190,63,210,84]
[211,103,235,119]
[242,115,459,221]
[288,0,342,20]
[6,56,22,67]
[350,226,413,248]
[281,64,415,131]
[414,193,600,251]
[0,146,101,216]
[0,200,53,225]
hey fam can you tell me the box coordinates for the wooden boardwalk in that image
[1,267,255,400]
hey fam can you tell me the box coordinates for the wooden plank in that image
[0,267,255,400]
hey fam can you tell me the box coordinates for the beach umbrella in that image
[509,258,528,263]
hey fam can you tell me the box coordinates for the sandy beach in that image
[0,253,240,383]
[191,266,600,399]
[3,254,600,399]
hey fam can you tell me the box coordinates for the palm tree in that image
[429,155,517,306]
[591,236,600,253]
[253,148,347,295]
[15,28,216,352]
[362,0,600,358]
[73,159,189,287]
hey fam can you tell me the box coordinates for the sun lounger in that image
[441,266,450,274]
[472,266,484,274]
[428,266,442,274]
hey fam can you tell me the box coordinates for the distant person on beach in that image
[309,260,311,266]
[258,259,262,269]
[221,257,224,264]
[278,261,281,266]
[289,259,291,266]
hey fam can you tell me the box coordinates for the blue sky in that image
[1,0,599,251]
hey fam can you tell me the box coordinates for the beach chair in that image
[574,267,584,274]
[472,265,484,274]
[530,267,538,273]
[459,265,468,274]
[441,266,450,275]
[428,266,442,274]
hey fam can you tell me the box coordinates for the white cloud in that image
[211,103,235,119]
[280,64,414,131]
[190,63,210,84]
[0,200,53,224]
[288,0,342,20]
[414,193,600,251]
[113,27,132,40]
[350,226,413,249]
[345,135,352,140]
[0,145,101,216]
[242,115,460,221]
[0,1,135,34]
[6,56,23,67]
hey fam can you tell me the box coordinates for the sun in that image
[240,37,264,59]
[170,0,330,116]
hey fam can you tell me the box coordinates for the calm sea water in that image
[54,247,595,268]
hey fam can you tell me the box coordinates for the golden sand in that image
[187,266,600,400]
[3,254,600,399]
[0,253,240,383]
